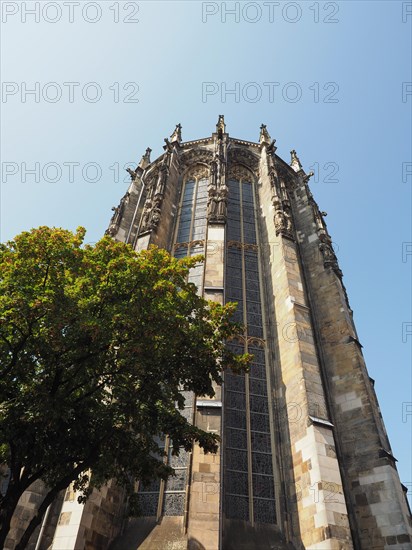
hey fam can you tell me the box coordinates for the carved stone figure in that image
[149,203,162,229]
[268,165,278,188]
[216,115,225,136]
[283,206,293,234]
[207,187,218,220]
[274,209,285,233]
[140,199,153,232]
[267,140,276,155]
[279,179,289,202]
[155,167,168,197]
[319,239,342,277]
[210,157,219,188]
[273,203,294,240]
[216,187,228,222]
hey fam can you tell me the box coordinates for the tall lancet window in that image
[174,166,209,290]
[135,168,209,520]
[224,166,278,526]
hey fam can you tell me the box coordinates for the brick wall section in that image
[292,174,412,548]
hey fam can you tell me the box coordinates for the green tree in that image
[0,226,249,549]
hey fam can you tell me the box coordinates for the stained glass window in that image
[224,171,277,525]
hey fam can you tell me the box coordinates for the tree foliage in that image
[0,226,250,548]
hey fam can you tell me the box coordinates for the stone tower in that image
[103,117,411,549]
[6,118,411,550]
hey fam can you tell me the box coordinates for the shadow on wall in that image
[188,538,206,550]
[108,517,157,550]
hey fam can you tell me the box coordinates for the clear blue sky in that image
[1,1,411,488]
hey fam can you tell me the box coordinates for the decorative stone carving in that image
[228,164,255,182]
[230,334,265,348]
[313,203,327,235]
[290,149,303,172]
[216,114,226,136]
[126,167,136,180]
[149,199,162,230]
[318,234,342,277]
[174,239,205,252]
[268,161,295,241]
[180,149,214,173]
[208,185,228,224]
[228,149,259,175]
[207,185,218,220]
[144,167,159,191]
[227,240,258,252]
[276,162,296,188]
[207,125,228,224]
[210,154,221,188]
[140,199,153,231]
[303,170,314,184]
[138,140,173,234]
[246,336,265,348]
[140,196,163,233]
[274,209,285,233]
[163,138,173,153]
[138,147,152,170]
[155,165,168,197]
[273,204,294,241]
[186,164,209,181]
[170,123,182,145]
[259,124,271,146]
[259,124,277,155]
[216,185,228,222]
[267,140,277,155]
[105,192,130,236]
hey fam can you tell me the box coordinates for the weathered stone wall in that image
[187,223,225,550]
[291,172,412,549]
[47,481,125,550]
[257,147,353,549]
[5,480,49,550]
[10,122,410,550]
[148,147,181,252]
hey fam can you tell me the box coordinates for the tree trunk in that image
[15,462,89,550]
[14,486,60,550]
[0,488,25,549]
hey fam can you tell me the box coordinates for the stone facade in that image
[6,118,411,549]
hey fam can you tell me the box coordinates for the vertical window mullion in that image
[239,179,254,526]
[188,177,199,257]
[251,179,280,524]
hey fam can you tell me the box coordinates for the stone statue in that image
[140,199,153,231]
[207,187,218,220]
[216,187,228,222]
[283,206,293,233]
[274,209,285,233]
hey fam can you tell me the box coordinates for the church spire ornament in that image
[170,123,182,145]
[138,147,152,170]
[290,148,303,172]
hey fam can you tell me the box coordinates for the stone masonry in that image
[6,118,411,550]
